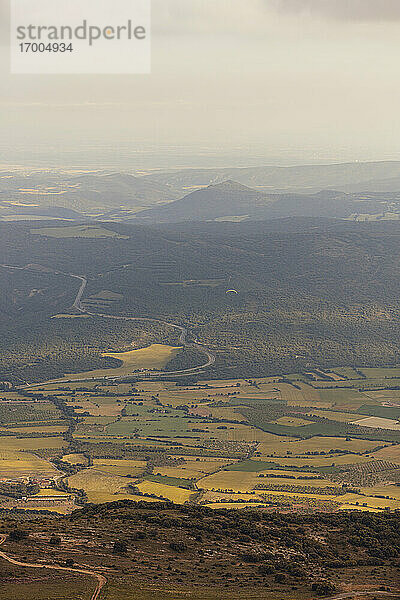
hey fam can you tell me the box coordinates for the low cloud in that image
[270,0,400,21]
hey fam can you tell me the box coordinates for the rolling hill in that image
[141,160,400,194]
[3,218,400,381]
[4,162,400,222]
[137,180,272,221]
[137,180,395,222]
[0,170,177,220]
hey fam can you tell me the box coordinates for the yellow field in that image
[0,449,58,477]
[155,458,235,479]
[93,458,147,467]
[351,416,400,430]
[157,391,219,408]
[82,416,115,425]
[71,399,122,417]
[306,389,371,411]
[364,389,400,401]
[0,425,68,434]
[307,410,361,423]
[50,344,181,382]
[339,493,400,510]
[93,459,147,476]
[323,371,346,381]
[205,502,273,509]
[68,467,139,503]
[31,381,102,392]
[103,344,182,372]
[261,469,321,478]
[371,444,400,464]
[155,378,282,407]
[62,453,88,465]
[198,470,266,492]
[257,436,382,457]
[198,470,336,493]
[201,378,252,387]
[280,382,323,406]
[334,397,377,412]
[0,391,27,400]
[202,490,265,502]
[190,379,318,406]
[136,480,193,503]
[255,489,339,500]
[359,484,400,500]
[131,381,175,393]
[15,372,400,512]
[256,454,373,467]
[143,380,290,409]
[256,476,336,488]
[26,505,75,514]
[0,436,65,451]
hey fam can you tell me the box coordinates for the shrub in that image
[8,529,29,542]
[169,541,187,552]
[258,564,275,575]
[312,581,337,596]
[113,541,128,554]
[49,535,61,546]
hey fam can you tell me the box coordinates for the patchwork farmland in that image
[2,366,400,514]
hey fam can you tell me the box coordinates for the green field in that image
[0,366,399,514]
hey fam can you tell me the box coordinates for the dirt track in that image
[327,591,400,599]
[0,534,106,600]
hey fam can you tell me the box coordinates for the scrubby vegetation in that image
[0,501,399,599]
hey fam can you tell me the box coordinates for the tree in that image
[169,541,187,552]
[312,581,337,596]
[113,540,128,554]
[8,529,29,542]
[49,535,61,546]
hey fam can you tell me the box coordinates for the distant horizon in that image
[2,148,400,173]
[3,1,400,171]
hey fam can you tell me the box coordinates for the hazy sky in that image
[1,0,400,168]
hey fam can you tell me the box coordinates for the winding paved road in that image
[73,274,215,373]
[66,267,216,378]
[0,534,106,600]
[0,263,216,382]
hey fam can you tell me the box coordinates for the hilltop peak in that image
[208,179,255,192]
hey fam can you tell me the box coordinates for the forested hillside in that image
[2,219,400,381]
